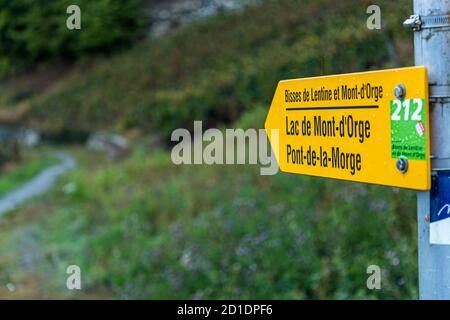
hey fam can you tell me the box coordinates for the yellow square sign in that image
[265,67,430,190]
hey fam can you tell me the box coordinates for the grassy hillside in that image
[1,0,412,136]
[0,125,418,299]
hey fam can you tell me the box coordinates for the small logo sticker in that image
[416,120,425,137]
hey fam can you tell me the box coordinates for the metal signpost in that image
[265,0,450,299]
[407,0,450,299]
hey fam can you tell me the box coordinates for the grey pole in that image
[411,0,450,299]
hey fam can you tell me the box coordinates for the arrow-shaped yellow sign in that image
[265,66,430,190]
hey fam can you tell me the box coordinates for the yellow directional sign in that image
[265,67,430,190]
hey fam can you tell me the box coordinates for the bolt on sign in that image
[265,66,430,190]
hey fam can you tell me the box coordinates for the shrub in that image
[0,0,146,75]
[40,145,417,299]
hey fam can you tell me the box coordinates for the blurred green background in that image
[0,0,418,299]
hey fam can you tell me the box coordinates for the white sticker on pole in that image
[430,173,450,245]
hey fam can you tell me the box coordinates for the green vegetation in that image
[74,154,417,299]
[0,156,58,197]
[0,0,146,76]
[0,0,420,299]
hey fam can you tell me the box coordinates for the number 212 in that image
[391,99,423,121]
